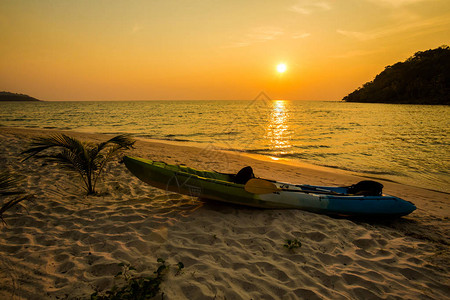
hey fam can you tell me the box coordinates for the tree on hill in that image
[343,46,450,105]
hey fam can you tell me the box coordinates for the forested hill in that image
[343,46,450,105]
[0,92,41,101]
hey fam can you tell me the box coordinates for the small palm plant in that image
[0,171,32,225]
[22,134,135,195]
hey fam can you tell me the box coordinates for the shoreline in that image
[0,125,374,178]
[2,127,449,216]
[1,127,449,299]
[0,126,418,188]
[2,127,449,212]
[3,125,444,193]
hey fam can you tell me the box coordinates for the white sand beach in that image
[0,127,449,299]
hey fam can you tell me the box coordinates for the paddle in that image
[244,178,343,195]
[244,178,279,194]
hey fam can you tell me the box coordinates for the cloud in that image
[331,48,385,58]
[367,0,427,7]
[337,14,450,41]
[247,27,284,41]
[292,32,311,39]
[227,26,284,48]
[336,29,373,41]
[132,23,143,33]
[226,28,311,47]
[290,0,331,14]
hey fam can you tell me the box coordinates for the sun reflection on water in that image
[265,100,292,155]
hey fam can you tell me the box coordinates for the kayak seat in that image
[347,180,383,196]
[233,166,255,184]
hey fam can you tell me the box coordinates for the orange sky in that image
[1,0,449,101]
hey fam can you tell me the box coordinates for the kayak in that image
[123,156,416,217]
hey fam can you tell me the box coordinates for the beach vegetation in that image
[284,239,302,251]
[0,171,33,225]
[175,262,185,276]
[21,134,135,195]
[91,258,184,300]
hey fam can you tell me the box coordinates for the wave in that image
[135,134,198,143]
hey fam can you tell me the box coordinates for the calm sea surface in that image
[1,100,449,192]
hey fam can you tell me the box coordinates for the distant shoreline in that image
[0,92,41,102]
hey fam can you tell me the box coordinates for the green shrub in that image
[284,239,302,251]
[91,258,184,300]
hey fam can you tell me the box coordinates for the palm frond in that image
[0,171,32,225]
[55,150,87,174]
[97,134,135,153]
[91,136,135,192]
[0,194,33,225]
[91,134,134,174]
[0,171,20,191]
[0,171,24,195]
[21,134,86,161]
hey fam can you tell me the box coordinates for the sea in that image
[1,99,449,193]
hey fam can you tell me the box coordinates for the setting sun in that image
[0,0,448,101]
[277,63,287,73]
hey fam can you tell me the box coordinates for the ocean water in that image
[1,100,449,193]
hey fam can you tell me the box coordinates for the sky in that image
[1,0,449,101]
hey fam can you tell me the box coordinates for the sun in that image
[276,63,287,73]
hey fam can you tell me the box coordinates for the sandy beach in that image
[0,127,449,299]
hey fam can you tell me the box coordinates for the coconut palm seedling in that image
[0,170,33,225]
[22,134,135,195]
